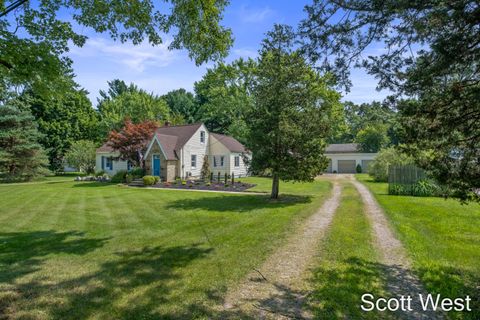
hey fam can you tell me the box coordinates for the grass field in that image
[307,182,394,319]
[0,177,331,319]
[357,174,480,320]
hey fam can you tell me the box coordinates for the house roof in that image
[154,133,178,160]
[210,133,246,153]
[96,143,114,153]
[325,143,361,153]
[155,123,203,153]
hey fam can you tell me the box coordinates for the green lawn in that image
[356,174,480,320]
[307,182,394,319]
[0,177,331,319]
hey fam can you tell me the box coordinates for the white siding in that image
[181,124,209,178]
[230,153,250,177]
[325,153,378,173]
[209,134,230,176]
[95,152,129,176]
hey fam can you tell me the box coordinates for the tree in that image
[162,89,200,124]
[194,58,257,143]
[0,103,49,180]
[1,0,232,93]
[300,0,479,201]
[64,140,97,174]
[107,119,157,168]
[98,88,170,138]
[247,25,341,199]
[26,84,99,171]
[355,124,390,153]
[369,147,413,182]
[96,80,139,109]
[200,155,211,181]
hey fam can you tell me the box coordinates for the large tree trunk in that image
[271,173,279,199]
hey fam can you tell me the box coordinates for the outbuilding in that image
[324,143,377,173]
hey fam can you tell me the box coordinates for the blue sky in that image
[67,1,389,105]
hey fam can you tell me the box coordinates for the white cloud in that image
[69,37,177,72]
[239,5,274,23]
[233,48,258,59]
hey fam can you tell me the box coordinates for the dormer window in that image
[200,131,205,143]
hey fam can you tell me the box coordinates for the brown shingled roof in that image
[96,143,114,153]
[210,133,246,153]
[155,134,178,160]
[155,123,203,152]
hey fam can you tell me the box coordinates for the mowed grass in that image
[306,183,394,319]
[356,174,480,320]
[0,177,331,319]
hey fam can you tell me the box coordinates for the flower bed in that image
[131,180,256,192]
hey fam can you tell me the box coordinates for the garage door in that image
[325,159,332,173]
[362,160,373,173]
[338,160,356,173]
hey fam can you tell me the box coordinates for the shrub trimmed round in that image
[143,175,156,186]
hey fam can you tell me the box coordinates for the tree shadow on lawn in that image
[0,230,110,317]
[0,230,110,285]
[166,194,312,213]
[4,242,254,319]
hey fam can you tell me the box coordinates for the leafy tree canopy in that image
[107,119,157,168]
[64,140,97,174]
[0,0,232,93]
[162,88,199,124]
[195,58,257,144]
[300,0,479,201]
[98,86,170,139]
[247,24,342,199]
[21,82,99,171]
[355,124,390,153]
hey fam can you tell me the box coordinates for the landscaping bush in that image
[389,179,441,197]
[95,170,106,177]
[125,174,133,184]
[154,176,160,184]
[111,170,128,183]
[143,175,156,186]
[369,147,413,182]
[129,167,145,179]
[356,164,362,173]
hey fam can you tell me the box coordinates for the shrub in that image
[111,170,128,183]
[369,147,413,182]
[356,164,362,173]
[206,182,211,186]
[125,174,133,184]
[154,176,160,184]
[95,170,106,177]
[129,167,145,179]
[182,180,187,185]
[143,175,156,186]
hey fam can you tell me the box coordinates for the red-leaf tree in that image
[107,119,157,168]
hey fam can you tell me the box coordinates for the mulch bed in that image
[130,181,256,192]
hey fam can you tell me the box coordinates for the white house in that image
[324,143,378,173]
[95,123,251,181]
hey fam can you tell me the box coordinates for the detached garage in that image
[324,143,378,173]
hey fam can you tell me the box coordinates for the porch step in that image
[129,178,144,186]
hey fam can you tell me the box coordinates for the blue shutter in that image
[101,156,105,170]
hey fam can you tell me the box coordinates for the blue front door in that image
[153,155,160,176]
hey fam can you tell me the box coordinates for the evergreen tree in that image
[247,25,341,199]
[0,104,49,181]
[200,155,211,181]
